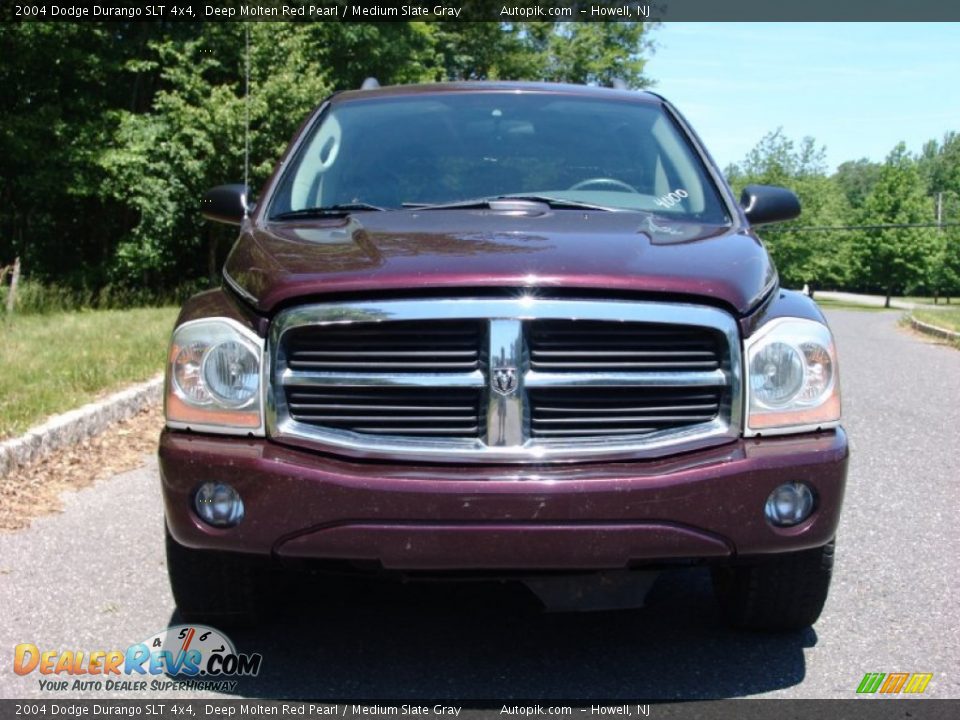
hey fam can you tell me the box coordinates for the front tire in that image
[164,526,269,626]
[712,539,835,631]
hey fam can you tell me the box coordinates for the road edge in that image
[0,375,163,477]
[909,315,960,342]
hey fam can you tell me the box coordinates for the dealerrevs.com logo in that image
[13,625,262,693]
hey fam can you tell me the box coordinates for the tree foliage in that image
[0,21,656,298]
[851,144,938,306]
[3,22,958,304]
[727,128,960,301]
[726,129,852,291]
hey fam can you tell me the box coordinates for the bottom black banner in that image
[0,700,958,720]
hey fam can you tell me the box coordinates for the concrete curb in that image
[0,375,163,477]
[909,315,960,342]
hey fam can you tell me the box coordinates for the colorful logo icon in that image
[857,672,933,694]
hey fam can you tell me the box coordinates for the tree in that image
[726,130,852,292]
[915,133,960,301]
[0,21,659,299]
[538,23,655,88]
[427,21,655,88]
[97,23,334,286]
[0,22,198,291]
[928,228,960,303]
[851,143,938,307]
[834,158,881,209]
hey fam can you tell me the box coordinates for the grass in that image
[0,307,178,439]
[814,298,894,312]
[1,279,210,315]
[912,307,960,334]
[902,296,960,307]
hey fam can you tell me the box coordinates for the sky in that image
[644,23,960,173]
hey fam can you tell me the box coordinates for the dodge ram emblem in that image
[492,367,519,395]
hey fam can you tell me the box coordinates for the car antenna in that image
[243,23,251,217]
[361,77,380,90]
[611,78,628,90]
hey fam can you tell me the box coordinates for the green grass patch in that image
[0,307,178,439]
[814,298,895,312]
[902,296,960,307]
[912,308,960,334]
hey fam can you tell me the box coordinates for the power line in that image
[765,222,960,232]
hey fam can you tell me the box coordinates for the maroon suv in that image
[161,81,847,631]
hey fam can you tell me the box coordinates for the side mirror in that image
[740,184,801,226]
[201,184,251,225]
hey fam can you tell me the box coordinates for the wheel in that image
[164,525,270,626]
[711,539,835,632]
[568,177,638,193]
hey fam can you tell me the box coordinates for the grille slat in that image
[533,428,663,437]
[536,403,718,414]
[294,350,477,358]
[351,426,479,436]
[291,415,477,423]
[288,403,476,412]
[289,361,478,370]
[534,415,717,424]
[531,361,719,370]
[534,350,717,358]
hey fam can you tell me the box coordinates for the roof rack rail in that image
[360,77,380,90]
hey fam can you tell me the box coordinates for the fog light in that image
[194,482,244,528]
[764,482,815,527]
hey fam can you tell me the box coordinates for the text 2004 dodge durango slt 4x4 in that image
[161,81,847,631]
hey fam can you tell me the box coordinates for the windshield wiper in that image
[271,203,384,220]
[403,195,624,212]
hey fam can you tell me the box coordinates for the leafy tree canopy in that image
[0,21,656,296]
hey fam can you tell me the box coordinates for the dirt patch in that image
[0,404,163,532]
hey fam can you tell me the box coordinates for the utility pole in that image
[937,191,943,228]
[934,192,943,305]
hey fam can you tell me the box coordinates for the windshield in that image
[268,92,730,224]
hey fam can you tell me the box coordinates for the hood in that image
[223,209,776,316]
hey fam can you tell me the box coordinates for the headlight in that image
[744,318,840,435]
[165,318,264,435]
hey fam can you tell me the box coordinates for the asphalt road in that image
[1,309,958,701]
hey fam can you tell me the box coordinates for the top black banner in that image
[4,0,960,22]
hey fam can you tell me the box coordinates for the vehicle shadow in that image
[170,567,815,700]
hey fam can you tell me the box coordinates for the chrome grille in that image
[269,299,742,463]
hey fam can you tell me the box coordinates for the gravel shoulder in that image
[0,405,163,531]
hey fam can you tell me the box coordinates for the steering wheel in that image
[568,177,639,193]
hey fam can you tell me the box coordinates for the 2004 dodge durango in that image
[161,81,848,631]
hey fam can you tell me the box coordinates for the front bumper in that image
[159,428,848,571]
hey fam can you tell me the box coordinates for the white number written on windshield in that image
[655,189,688,209]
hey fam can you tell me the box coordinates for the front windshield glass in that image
[268,92,730,223]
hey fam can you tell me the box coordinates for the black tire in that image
[711,539,835,632]
[164,526,269,627]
